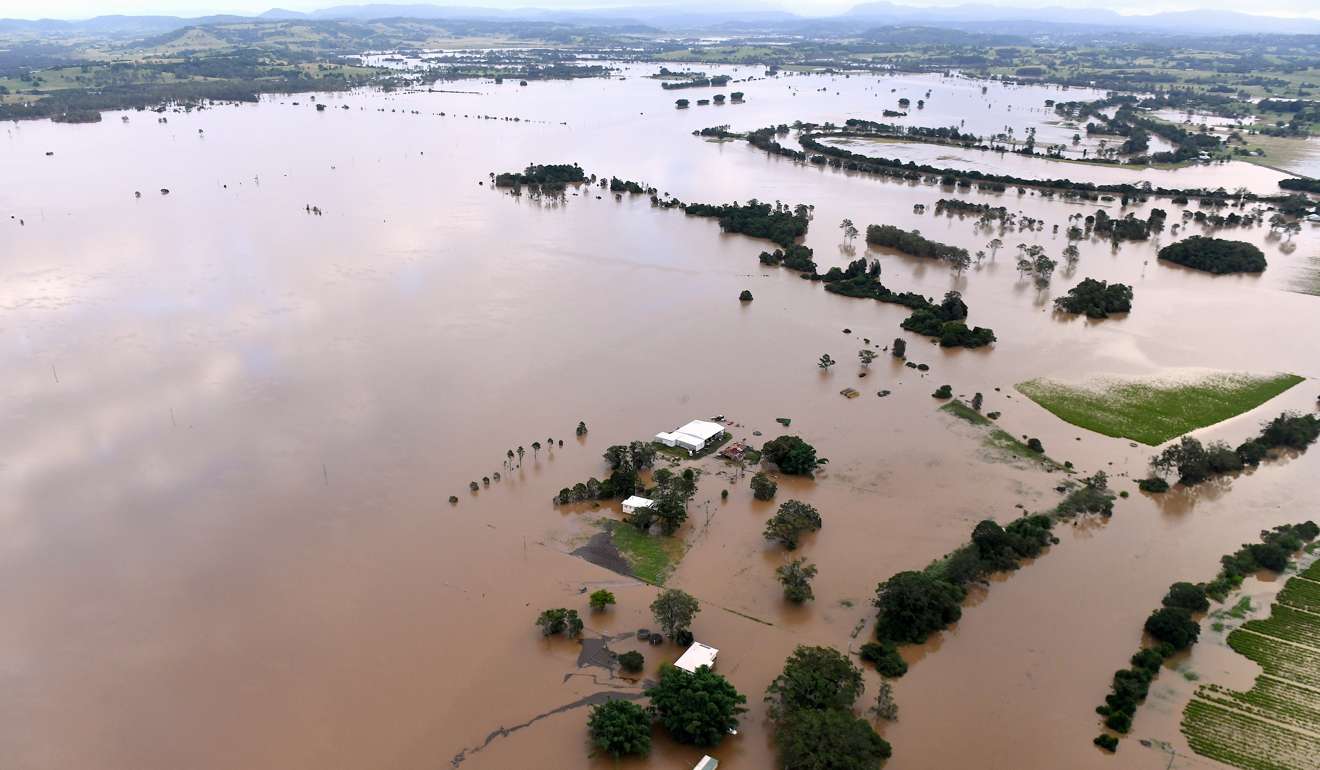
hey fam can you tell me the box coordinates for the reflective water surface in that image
[2,65,1318,770]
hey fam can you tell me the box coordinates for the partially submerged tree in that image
[587,699,651,759]
[750,471,778,501]
[765,645,864,721]
[651,588,700,638]
[764,500,823,550]
[646,664,746,746]
[777,558,818,603]
[589,589,617,612]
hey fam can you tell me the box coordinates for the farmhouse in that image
[621,495,654,515]
[674,641,719,673]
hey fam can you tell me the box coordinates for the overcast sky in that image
[6,0,1320,20]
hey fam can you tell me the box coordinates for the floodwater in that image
[818,135,1293,194]
[2,64,1318,770]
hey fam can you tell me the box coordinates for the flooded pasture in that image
[1,65,1318,770]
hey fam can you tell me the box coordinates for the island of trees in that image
[1054,278,1134,318]
[1157,236,1267,274]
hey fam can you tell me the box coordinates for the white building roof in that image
[674,642,719,673]
[674,419,724,443]
[622,495,655,509]
[693,757,719,770]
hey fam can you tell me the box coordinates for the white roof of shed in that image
[693,757,719,770]
[622,495,655,509]
[675,420,724,442]
[674,642,719,673]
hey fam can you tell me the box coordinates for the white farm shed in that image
[658,419,725,455]
[621,496,654,515]
[674,642,719,673]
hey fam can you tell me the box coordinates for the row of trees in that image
[1145,412,1320,488]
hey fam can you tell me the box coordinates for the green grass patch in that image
[607,520,685,586]
[1017,372,1304,446]
[941,399,991,426]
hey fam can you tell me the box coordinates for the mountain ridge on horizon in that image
[4,1,1320,35]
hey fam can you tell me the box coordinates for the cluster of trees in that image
[660,75,731,90]
[536,607,584,637]
[865,224,969,263]
[759,245,818,273]
[1278,177,1320,194]
[1145,413,1320,488]
[1157,236,1267,274]
[493,163,587,192]
[1091,207,1166,241]
[607,177,651,194]
[628,467,698,535]
[764,500,823,550]
[682,199,811,249]
[899,291,997,348]
[1053,278,1134,318]
[589,659,746,758]
[1093,520,1319,751]
[766,646,892,770]
[554,441,656,505]
[933,198,1008,220]
[761,435,823,475]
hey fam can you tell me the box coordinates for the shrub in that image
[617,650,644,673]
[892,338,906,358]
[859,641,908,677]
[589,589,617,611]
[764,500,823,550]
[1094,734,1119,752]
[1130,648,1164,674]
[587,699,651,758]
[932,384,953,399]
[777,558,818,603]
[751,472,778,500]
[1138,477,1169,493]
[647,664,747,746]
[1026,437,1044,453]
[1105,711,1132,733]
[1144,607,1200,649]
[739,289,754,301]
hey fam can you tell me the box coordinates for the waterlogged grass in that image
[1017,372,1304,446]
[940,399,1064,470]
[608,520,685,586]
[1182,567,1320,770]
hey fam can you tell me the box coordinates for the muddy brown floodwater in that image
[1,64,1318,770]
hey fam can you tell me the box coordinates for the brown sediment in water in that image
[0,64,1317,770]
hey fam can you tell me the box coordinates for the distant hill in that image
[3,2,1319,38]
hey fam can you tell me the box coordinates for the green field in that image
[607,520,685,586]
[1016,372,1304,446]
[940,399,1065,470]
[1181,561,1320,770]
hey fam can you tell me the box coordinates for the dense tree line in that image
[864,224,969,262]
[1145,412,1320,488]
[554,440,656,505]
[494,163,587,192]
[682,200,811,249]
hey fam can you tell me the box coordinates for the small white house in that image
[621,495,655,515]
[674,642,719,673]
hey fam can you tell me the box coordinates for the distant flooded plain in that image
[2,65,1318,770]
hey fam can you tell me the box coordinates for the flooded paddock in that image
[1,65,1318,770]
